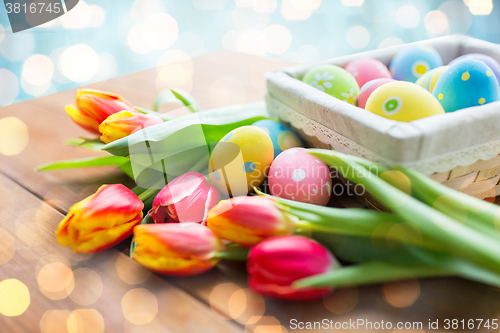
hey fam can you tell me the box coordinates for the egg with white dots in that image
[252,119,304,158]
[432,59,500,113]
[365,81,445,122]
[390,45,443,83]
[209,126,274,197]
[268,148,332,206]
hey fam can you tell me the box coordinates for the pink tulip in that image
[247,235,336,301]
[149,172,221,225]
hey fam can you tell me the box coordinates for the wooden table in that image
[1,50,499,333]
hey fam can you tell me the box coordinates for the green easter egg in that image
[302,65,360,105]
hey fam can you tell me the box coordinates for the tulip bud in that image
[65,89,135,135]
[132,223,224,276]
[150,172,221,225]
[247,235,336,300]
[99,110,163,144]
[206,196,295,246]
[56,184,144,253]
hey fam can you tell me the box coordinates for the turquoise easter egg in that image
[252,119,303,158]
[390,45,443,82]
[302,65,360,105]
[432,59,500,113]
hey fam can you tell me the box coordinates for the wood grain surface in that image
[1,50,500,333]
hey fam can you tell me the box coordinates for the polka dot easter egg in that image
[415,66,449,93]
[252,119,303,158]
[449,53,500,85]
[365,81,445,122]
[358,78,396,109]
[390,45,443,82]
[344,58,392,88]
[209,126,274,197]
[268,148,332,206]
[432,59,500,113]
[302,65,360,105]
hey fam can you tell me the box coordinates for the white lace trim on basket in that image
[267,96,500,175]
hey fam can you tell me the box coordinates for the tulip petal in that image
[65,105,101,135]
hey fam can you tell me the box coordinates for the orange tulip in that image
[99,110,163,144]
[65,89,135,134]
[206,196,296,246]
[133,223,224,276]
[56,184,144,253]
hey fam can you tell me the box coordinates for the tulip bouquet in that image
[41,88,500,302]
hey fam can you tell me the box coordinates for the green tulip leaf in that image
[153,88,200,113]
[35,155,130,171]
[65,138,105,152]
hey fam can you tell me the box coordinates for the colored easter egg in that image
[209,126,274,197]
[358,78,396,109]
[432,59,500,113]
[390,45,443,82]
[365,81,445,122]
[449,53,500,85]
[302,65,360,105]
[345,58,392,88]
[268,148,332,206]
[252,119,303,158]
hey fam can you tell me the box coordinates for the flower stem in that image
[215,248,249,261]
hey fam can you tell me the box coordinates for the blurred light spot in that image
[0,69,20,106]
[229,288,265,325]
[209,282,241,319]
[156,64,192,92]
[296,44,320,63]
[236,0,253,7]
[35,255,72,276]
[323,287,359,314]
[383,279,420,307]
[96,53,117,80]
[131,0,165,23]
[463,0,470,5]
[122,288,158,325]
[379,37,404,49]
[291,0,321,10]
[253,0,277,13]
[88,5,106,28]
[123,317,161,333]
[222,30,240,51]
[49,47,71,84]
[67,309,104,333]
[0,30,34,61]
[0,228,15,265]
[128,25,153,54]
[396,5,420,28]
[142,13,178,50]
[16,209,46,246]
[209,77,246,108]
[157,50,193,72]
[22,54,53,86]
[118,14,136,46]
[468,0,493,14]
[246,316,287,333]
[193,0,229,10]
[341,0,364,6]
[60,44,99,82]
[69,268,103,305]
[38,17,61,28]
[347,25,370,49]
[40,310,71,333]
[116,254,151,285]
[440,1,472,34]
[0,279,30,316]
[21,76,51,96]
[237,30,267,56]
[232,7,269,31]
[264,24,292,54]
[61,0,91,29]
[37,262,74,300]
[281,0,312,20]
[175,32,204,57]
[0,117,28,156]
[424,10,449,34]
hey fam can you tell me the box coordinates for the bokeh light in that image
[383,279,421,308]
[396,5,420,29]
[141,13,178,50]
[0,279,30,317]
[424,10,450,35]
[121,288,158,325]
[263,24,292,54]
[60,44,99,82]
[323,287,359,314]
[115,254,152,285]
[347,25,370,49]
[342,0,364,6]
[67,309,105,333]
[0,117,29,156]
[68,268,103,305]
[468,0,494,15]
[61,0,92,29]
[0,30,34,62]
[281,0,312,20]
[0,228,15,265]
[40,310,71,333]
[37,262,75,300]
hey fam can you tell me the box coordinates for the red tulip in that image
[247,235,336,300]
[149,172,221,224]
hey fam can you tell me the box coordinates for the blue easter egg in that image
[252,120,303,158]
[390,45,443,82]
[432,59,500,113]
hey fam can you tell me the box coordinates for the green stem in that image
[214,248,249,261]
[294,262,452,289]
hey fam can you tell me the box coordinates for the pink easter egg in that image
[358,78,396,109]
[345,59,392,89]
[268,148,332,206]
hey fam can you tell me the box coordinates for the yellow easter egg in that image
[365,81,445,122]
[209,126,274,196]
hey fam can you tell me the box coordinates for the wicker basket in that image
[265,35,500,200]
